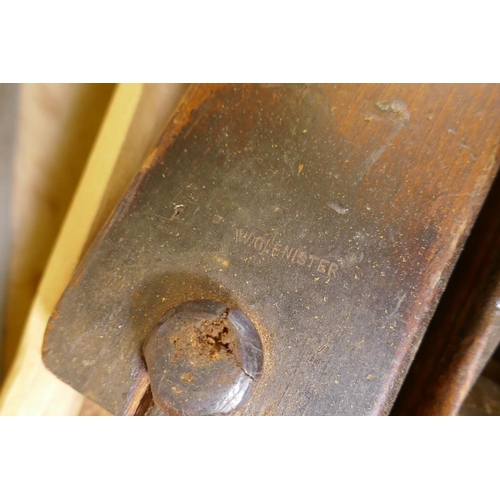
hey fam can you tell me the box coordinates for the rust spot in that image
[169,311,236,366]
[181,373,196,383]
[143,300,263,415]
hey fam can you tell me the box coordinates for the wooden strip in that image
[0,84,189,415]
[0,84,144,415]
[0,84,19,380]
[3,84,115,374]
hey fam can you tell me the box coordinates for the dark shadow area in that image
[392,165,500,415]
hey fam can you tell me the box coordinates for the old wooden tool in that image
[42,84,500,415]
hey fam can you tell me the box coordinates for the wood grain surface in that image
[393,169,500,415]
[3,84,115,374]
[0,84,189,415]
[0,84,19,381]
[458,359,500,416]
[0,84,142,415]
[43,84,500,415]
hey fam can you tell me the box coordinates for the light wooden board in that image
[3,83,115,373]
[0,84,19,381]
[0,83,189,415]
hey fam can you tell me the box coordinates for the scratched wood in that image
[43,84,500,415]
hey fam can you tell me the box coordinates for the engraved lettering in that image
[264,239,273,255]
[307,254,320,269]
[272,242,282,257]
[297,252,308,266]
[328,262,339,276]
[282,245,295,261]
[236,229,253,244]
[318,259,330,274]
[254,237,265,251]
[234,227,360,283]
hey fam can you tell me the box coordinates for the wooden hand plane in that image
[42,84,500,415]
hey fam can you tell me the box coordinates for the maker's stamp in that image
[234,228,359,279]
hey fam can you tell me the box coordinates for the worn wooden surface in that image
[44,84,500,415]
[393,169,500,415]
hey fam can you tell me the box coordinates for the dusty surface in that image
[170,311,237,365]
[43,84,500,415]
